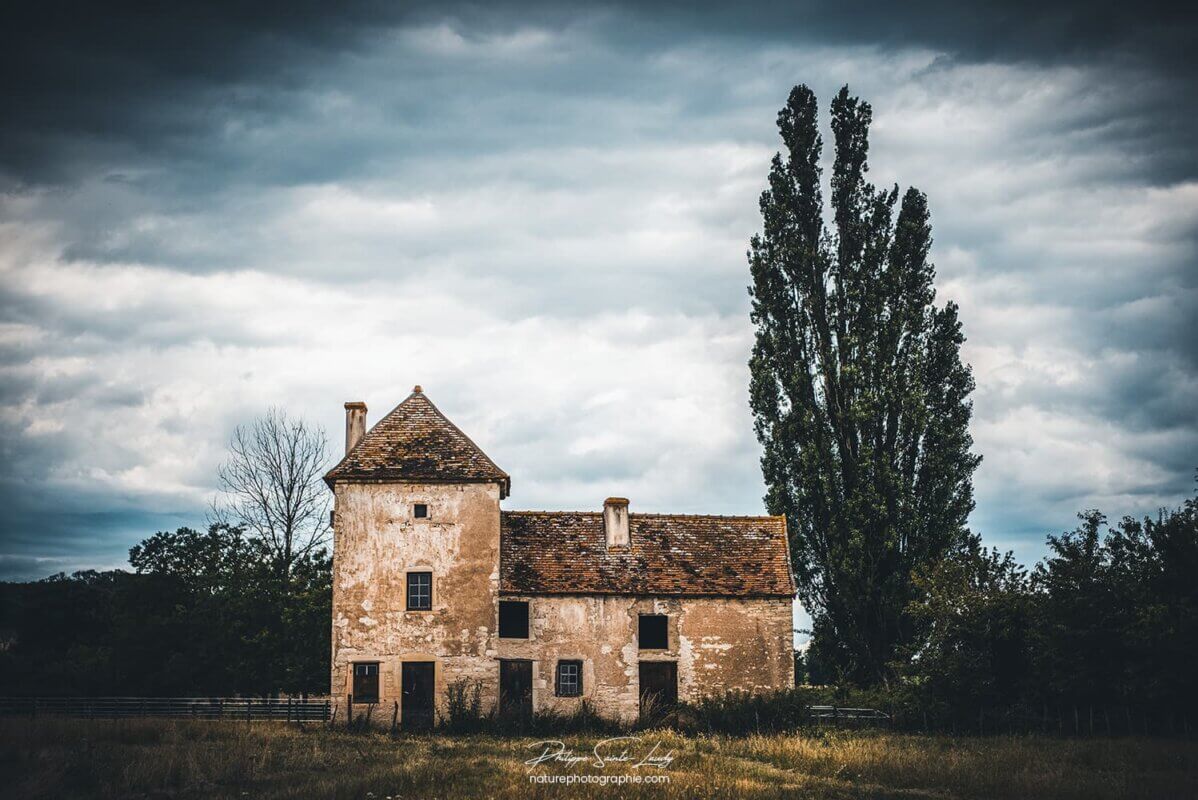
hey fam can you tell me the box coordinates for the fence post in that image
[347,694,354,730]
[391,701,399,736]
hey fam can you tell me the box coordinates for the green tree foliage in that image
[1031,495,1198,716]
[0,524,331,696]
[901,539,1033,723]
[748,84,980,684]
[897,486,1198,732]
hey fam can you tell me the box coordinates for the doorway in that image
[401,661,435,731]
[639,661,677,715]
[499,659,533,717]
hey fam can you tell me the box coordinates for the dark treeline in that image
[800,492,1198,735]
[0,524,330,697]
[1,497,1194,735]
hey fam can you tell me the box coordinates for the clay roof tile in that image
[500,511,794,597]
[323,389,509,496]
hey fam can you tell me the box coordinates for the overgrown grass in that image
[438,679,625,735]
[676,688,814,735]
[2,717,1195,799]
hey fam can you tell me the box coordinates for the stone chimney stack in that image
[603,497,630,549]
[344,401,367,454]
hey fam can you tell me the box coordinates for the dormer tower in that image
[324,386,509,729]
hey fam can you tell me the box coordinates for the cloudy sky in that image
[2,1,1195,585]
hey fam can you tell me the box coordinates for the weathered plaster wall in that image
[332,480,793,725]
[498,595,794,723]
[331,481,502,716]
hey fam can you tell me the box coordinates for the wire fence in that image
[0,696,332,722]
[3,696,1183,738]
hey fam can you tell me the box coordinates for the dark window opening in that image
[638,614,668,650]
[414,503,428,518]
[353,662,379,703]
[499,600,529,639]
[407,571,432,610]
[556,660,582,697]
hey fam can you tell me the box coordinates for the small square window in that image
[556,660,582,697]
[407,572,432,611]
[499,600,529,639]
[638,614,668,650]
[414,503,428,519]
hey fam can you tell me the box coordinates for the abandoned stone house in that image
[323,386,795,728]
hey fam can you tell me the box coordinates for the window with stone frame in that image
[407,571,432,610]
[353,662,379,702]
[555,660,582,697]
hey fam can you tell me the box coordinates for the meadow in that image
[3,718,1197,800]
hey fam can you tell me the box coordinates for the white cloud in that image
[1,16,1194,583]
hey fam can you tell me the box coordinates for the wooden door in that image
[499,660,533,718]
[639,661,677,714]
[401,661,435,731]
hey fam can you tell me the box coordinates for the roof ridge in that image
[416,391,510,482]
[502,509,782,522]
[323,389,421,480]
[323,388,509,496]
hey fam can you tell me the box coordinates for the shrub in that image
[531,700,625,736]
[678,687,815,735]
[440,679,490,734]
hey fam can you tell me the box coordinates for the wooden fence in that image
[810,705,890,721]
[0,696,331,722]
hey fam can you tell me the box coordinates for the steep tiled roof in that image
[324,389,510,496]
[500,511,794,597]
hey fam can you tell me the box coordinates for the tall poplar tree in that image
[748,85,981,684]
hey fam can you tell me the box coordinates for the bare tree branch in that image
[210,408,331,586]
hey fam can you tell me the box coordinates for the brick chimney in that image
[603,497,630,548]
[344,401,367,454]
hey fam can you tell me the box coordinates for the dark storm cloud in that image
[4,1,1195,186]
[1,1,410,183]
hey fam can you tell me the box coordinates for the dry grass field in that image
[2,718,1196,800]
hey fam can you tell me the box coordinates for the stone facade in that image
[326,388,796,726]
[497,594,794,722]
[330,481,501,710]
